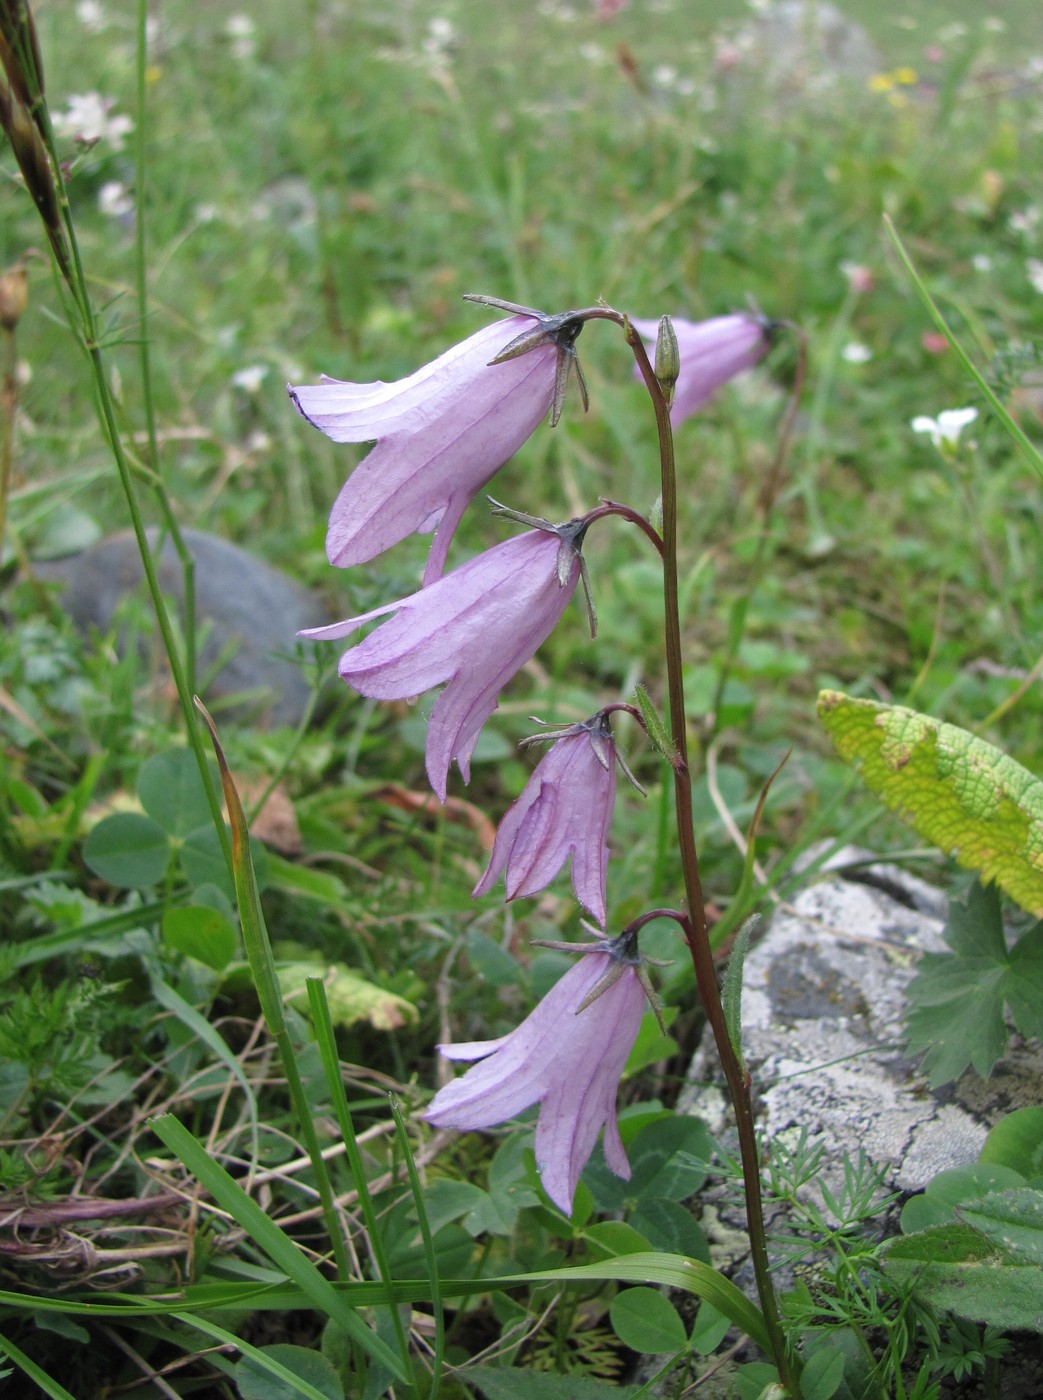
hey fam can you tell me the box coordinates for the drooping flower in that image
[289,308,585,584]
[425,934,648,1214]
[300,525,587,801]
[631,312,771,426]
[474,711,623,927]
[911,407,977,451]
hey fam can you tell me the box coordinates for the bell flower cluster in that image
[294,298,771,1210]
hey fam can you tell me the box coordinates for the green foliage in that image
[0,973,131,1129]
[3,0,1043,1390]
[817,694,1043,914]
[979,1106,1043,1180]
[904,880,1043,1086]
[609,1285,686,1353]
[468,1368,639,1399]
[235,1343,344,1400]
[884,1188,1043,1332]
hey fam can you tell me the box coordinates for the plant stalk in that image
[624,321,798,1394]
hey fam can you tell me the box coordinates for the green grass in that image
[2,0,1043,1393]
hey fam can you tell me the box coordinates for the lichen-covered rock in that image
[685,851,1043,1250]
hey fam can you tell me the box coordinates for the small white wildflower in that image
[232,365,269,394]
[972,253,992,272]
[911,407,978,450]
[53,92,133,151]
[76,0,106,32]
[98,181,133,218]
[653,64,678,88]
[1027,259,1043,295]
[246,429,272,453]
[1009,206,1041,235]
[578,42,608,64]
[225,14,256,60]
[841,342,872,364]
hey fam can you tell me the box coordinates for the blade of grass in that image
[304,978,413,1383]
[173,1312,339,1400]
[148,972,258,1162]
[390,1096,443,1400]
[0,1330,76,1400]
[149,1112,407,1381]
[7,1251,769,1356]
[13,899,172,967]
[195,698,350,1282]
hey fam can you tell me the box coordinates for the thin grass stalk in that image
[195,700,350,1284]
[0,1329,76,1400]
[390,1097,444,1400]
[0,315,18,556]
[0,1250,770,1343]
[133,0,197,694]
[304,977,414,1385]
[173,1313,340,1399]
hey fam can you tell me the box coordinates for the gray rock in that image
[35,528,325,728]
[654,856,1043,1395]
[684,850,1043,1256]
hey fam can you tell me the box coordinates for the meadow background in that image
[2,0,1043,1393]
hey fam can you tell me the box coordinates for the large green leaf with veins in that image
[817,692,1043,914]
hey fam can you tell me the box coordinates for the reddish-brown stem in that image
[581,499,664,556]
[624,319,799,1395]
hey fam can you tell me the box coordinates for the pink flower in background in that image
[631,313,771,426]
[474,712,621,927]
[289,317,558,584]
[921,331,949,355]
[840,261,874,295]
[300,527,585,801]
[425,939,647,1213]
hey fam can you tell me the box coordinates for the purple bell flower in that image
[289,317,560,584]
[631,312,770,426]
[473,712,620,927]
[300,526,585,802]
[425,936,647,1214]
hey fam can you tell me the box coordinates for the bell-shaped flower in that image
[425,934,648,1214]
[289,307,585,584]
[300,525,588,802]
[631,312,771,426]
[473,711,623,927]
